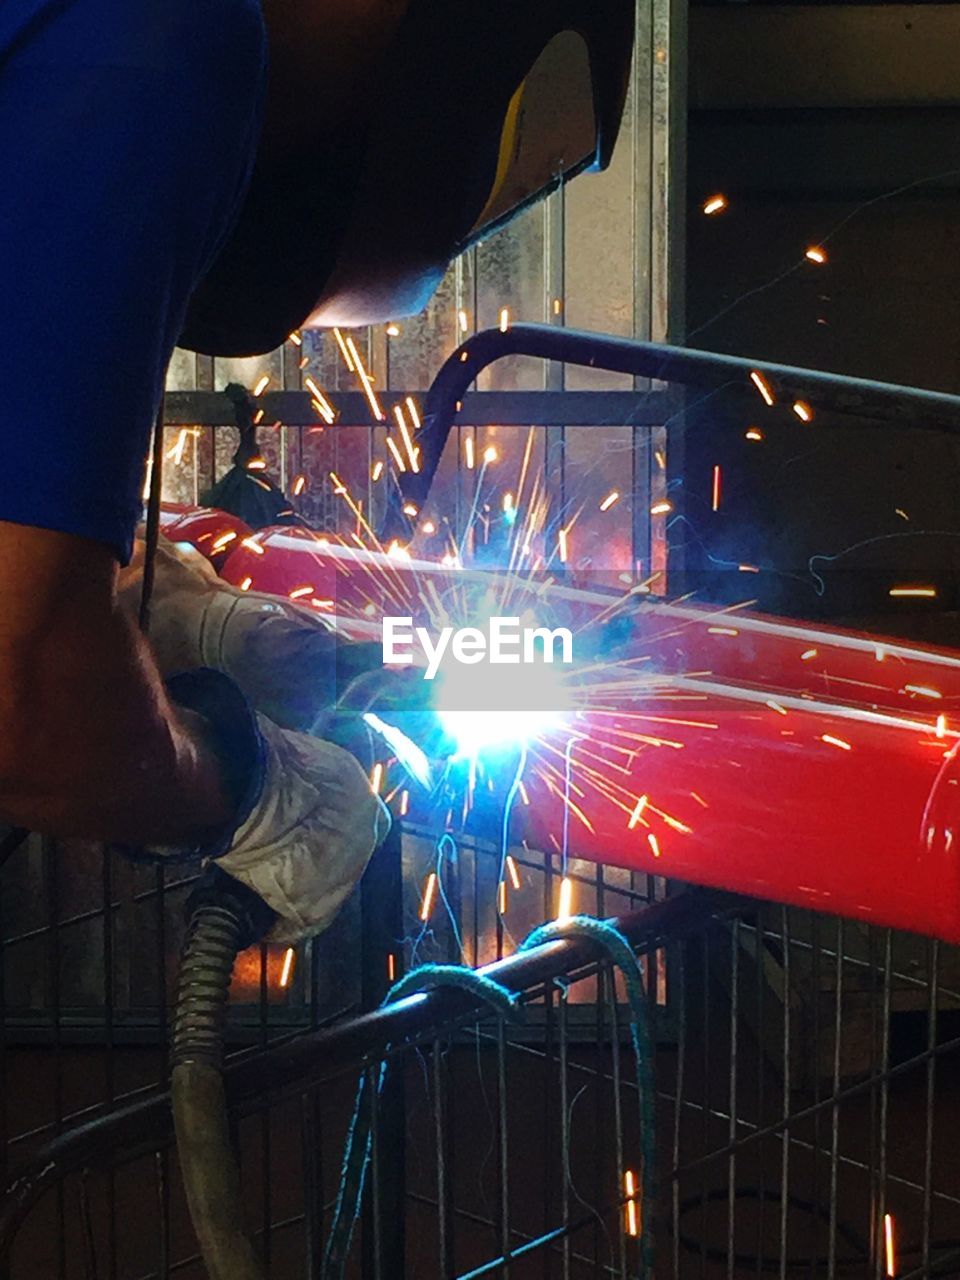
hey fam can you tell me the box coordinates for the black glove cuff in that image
[114,669,266,865]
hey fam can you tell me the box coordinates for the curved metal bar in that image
[0,888,725,1258]
[400,322,960,507]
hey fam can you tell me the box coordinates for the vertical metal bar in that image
[779,907,791,1280]
[592,902,607,1270]
[360,825,405,1277]
[155,863,170,1280]
[301,1091,325,1280]
[155,1150,170,1280]
[542,949,558,1280]
[726,921,738,1280]
[874,932,893,1280]
[672,939,687,1280]
[259,941,273,1276]
[755,917,767,1280]
[43,836,66,1280]
[827,919,844,1280]
[497,1019,512,1275]
[699,927,711,1279]
[367,1063,384,1280]
[102,847,118,1280]
[608,963,628,1280]
[921,939,939,1275]
[560,989,571,1280]
[434,1038,455,1278]
[868,926,880,1274]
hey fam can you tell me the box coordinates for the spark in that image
[253,409,265,425]
[279,947,295,989]
[903,684,942,700]
[600,491,620,512]
[738,564,759,573]
[503,492,515,514]
[767,700,788,716]
[884,1214,897,1278]
[332,327,355,371]
[937,714,948,739]
[805,246,827,264]
[483,446,498,464]
[252,375,270,397]
[647,833,662,858]
[420,872,438,922]
[387,953,397,981]
[518,781,530,805]
[628,795,649,829]
[405,397,421,430]
[304,377,336,423]
[386,437,408,472]
[211,530,238,552]
[460,351,470,363]
[801,648,818,660]
[558,527,569,563]
[624,1170,640,1237]
[400,789,410,817]
[712,465,722,511]
[499,307,510,332]
[650,500,673,516]
[346,336,386,422]
[422,520,436,534]
[792,400,813,423]
[370,761,384,794]
[557,876,574,922]
[889,585,937,598]
[750,371,775,406]
[394,404,419,471]
[895,508,909,521]
[288,585,314,599]
[293,474,307,496]
[497,881,507,914]
[465,437,475,469]
[821,734,852,751]
[745,428,764,441]
[239,576,253,591]
[241,538,266,556]
[371,460,384,482]
[385,323,401,337]
[708,626,738,637]
[506,855,522,890]
[288,330,302,346]
[246,457,267,470]
[702,194,728,215]
[402,503,418,518]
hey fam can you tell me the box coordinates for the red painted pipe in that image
[205,522,960,941]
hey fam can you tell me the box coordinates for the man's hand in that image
[0,522,233,842]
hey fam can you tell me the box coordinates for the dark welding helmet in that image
[179,0,634,356]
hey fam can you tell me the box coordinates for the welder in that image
[0,0,632,940]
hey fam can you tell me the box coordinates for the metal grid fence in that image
[3,832,960,1279]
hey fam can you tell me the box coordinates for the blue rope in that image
[520,915,657,1279]
[323,917,656,1278]
[322,966,520,1278]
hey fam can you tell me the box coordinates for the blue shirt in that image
[0,0,266,563]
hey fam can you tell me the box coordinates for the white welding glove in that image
[119,534,379,732]
[148,670,391,943]
[216,715,390,943]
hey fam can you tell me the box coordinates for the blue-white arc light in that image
[434,659,572,763]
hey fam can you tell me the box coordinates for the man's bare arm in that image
[0,521,234,842]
